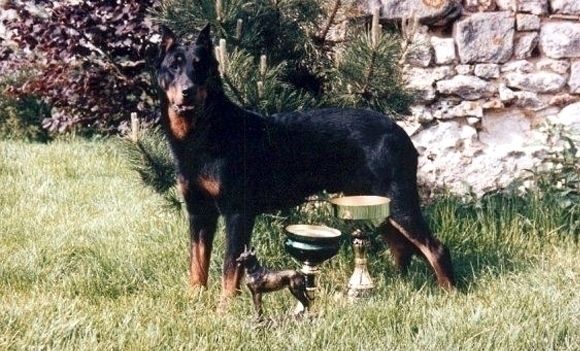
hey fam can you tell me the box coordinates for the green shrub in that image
[521,123,580,237]
[0,94,51,142]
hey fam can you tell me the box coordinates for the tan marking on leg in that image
[189,237,211,288]
[388,218,455,291]
[196,176,221,197]
[380,222,415,273]
[176,175,188,196]
[217,264,243,311]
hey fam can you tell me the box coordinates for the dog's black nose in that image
[182,87,194,98]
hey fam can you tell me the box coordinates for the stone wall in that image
[368,0,580,195]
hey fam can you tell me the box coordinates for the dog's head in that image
[236,246,259,269]
[155,24,221,114]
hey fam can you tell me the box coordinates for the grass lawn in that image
[0,139,579,350]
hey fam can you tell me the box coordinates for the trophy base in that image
[345,286,374,299]
[345,266,375,299]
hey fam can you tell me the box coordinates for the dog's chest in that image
[244,267,267,286]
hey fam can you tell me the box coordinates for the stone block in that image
[464,0,496,12]
[405,32,433,67]
[432,66,456,80]
[551,0,580,15]
[410,105,434,124]
[514,32,539,59]
[455,12,515,64]
[540,22,580,59]
[501,60,534,73]
[455,64,473,75]
[496,0,516,11]
[512,91,547,110]
[405,67,437,101]
[517,0,548,15]
[499,83,515,102]
[436,74,496,99]
[557,101,580,127]
[431,36,456,65]
[516,13,541,31]
[505,71,567,93]
[569,61,580,94]
[536,58,570,74]
[474,63,500,78]
[549,94,580,106]
[363,0,462,25]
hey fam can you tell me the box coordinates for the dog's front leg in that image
[188,213,218,288]
[221,213,256,303]
[251,291,264,318]
[179,177,219,289]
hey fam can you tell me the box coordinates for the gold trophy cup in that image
[330,196,390,298]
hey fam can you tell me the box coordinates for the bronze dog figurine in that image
[236,247,310,317]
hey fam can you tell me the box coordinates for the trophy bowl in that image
[330,195,390,222]
[284,224,341,266]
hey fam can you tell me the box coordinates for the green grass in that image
[1,139,579,350]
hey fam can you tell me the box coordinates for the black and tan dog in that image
[236,247,310,317]
[154,24,455,305]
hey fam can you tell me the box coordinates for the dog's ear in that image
[195,23,212,49]
[250,247,256,255]
[159,25,177,54]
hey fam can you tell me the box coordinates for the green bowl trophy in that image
[330,196,391,298]
[284,224,341,313]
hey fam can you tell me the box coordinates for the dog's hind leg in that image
[383,175,455,290]
[381,223,419,275]
[387,217,455,290]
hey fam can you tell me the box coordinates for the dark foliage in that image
[156,0,413,116]
[0,94,51,142]
[1,0,160,134]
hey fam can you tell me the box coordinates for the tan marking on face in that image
[196,88,207,103]
[197,176,221,197]
[167,85,184,106]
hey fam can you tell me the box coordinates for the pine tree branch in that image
[223,73,248,106]
[316,0,341,45]
[361,48,377,98]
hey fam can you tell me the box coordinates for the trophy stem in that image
[294,263,319,315]
[346,230,374,298]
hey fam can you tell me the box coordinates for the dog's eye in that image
[168,55,183,71]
